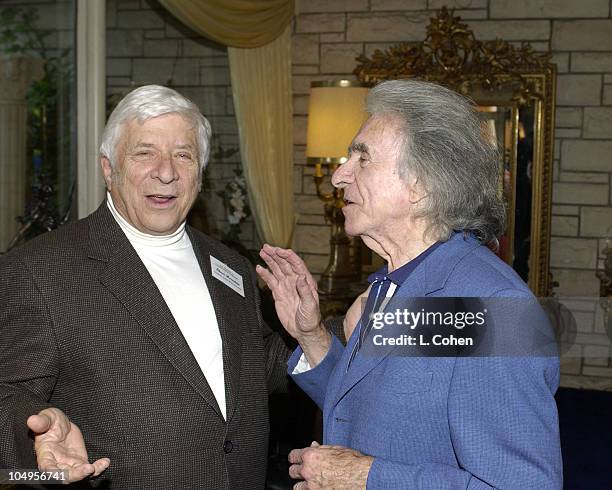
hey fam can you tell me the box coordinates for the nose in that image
[331,158,355,189]
[152,152,178,184]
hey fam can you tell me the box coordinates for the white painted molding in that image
[77,0,106,218]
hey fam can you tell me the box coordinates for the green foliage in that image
[202,144,250,243]
[0,7,46,55]
[1,6,74,240]
[217,166,251,242]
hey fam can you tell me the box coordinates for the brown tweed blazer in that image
[0,203,291,489]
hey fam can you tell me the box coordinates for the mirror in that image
[476,104,518,267]
[354,7,556,297]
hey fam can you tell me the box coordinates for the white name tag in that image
[210,256,245,297]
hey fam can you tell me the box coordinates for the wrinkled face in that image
[331,114,418,241]
[101,113,200,236]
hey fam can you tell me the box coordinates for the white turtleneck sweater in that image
[107,194,226,419]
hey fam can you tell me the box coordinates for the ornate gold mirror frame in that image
[354,7,556,297]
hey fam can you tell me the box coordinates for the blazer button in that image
[223,440,233,454]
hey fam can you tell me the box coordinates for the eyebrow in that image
[132,142,195,151]
[348,142,370,156]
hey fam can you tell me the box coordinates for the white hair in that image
[100,85,212,174]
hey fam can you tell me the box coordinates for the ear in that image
[100,157,113,190]
[407,175,427,204]
[197,163,205,192]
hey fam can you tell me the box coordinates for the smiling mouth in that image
[146,194,177,205]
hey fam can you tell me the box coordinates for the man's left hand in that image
[288,442,374,489]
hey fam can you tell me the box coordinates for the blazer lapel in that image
[188,231,244,424]
[328,266,430,409]
[328,232,483,409]
[88,204,224,420]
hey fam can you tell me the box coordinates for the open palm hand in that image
[27,408,110,483]
[257,244,320,339]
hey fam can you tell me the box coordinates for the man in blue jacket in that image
[257,80,562,489]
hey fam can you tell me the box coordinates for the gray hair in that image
[366,79,506,245]
[100,85,212,173]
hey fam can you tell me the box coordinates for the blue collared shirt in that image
[366,241,443,296]
[349,242,443,366]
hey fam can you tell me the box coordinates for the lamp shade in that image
[306,81,369,163]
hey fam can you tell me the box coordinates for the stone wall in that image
[291,0,612,390]
[106,0,256,248]
[3,0,611,389]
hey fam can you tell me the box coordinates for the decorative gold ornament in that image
[354,7,551,104]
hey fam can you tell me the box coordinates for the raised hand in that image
[27,407,110,483]
[257,244,331,366]
[256,244,320,337]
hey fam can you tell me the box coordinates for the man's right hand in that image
[257,244,331,366]
[27,408,110,483]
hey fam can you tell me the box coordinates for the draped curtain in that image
[159,0,295,247]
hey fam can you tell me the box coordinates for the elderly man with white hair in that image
[258,80,563,489]
[0,85,290,488]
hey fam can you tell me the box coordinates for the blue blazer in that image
[289,233,562,489]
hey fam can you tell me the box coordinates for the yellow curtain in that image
[160,0,295,246]
[227,25,294,247]
[158,0,293,48]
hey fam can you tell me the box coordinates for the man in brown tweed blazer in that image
[0,85,290,488]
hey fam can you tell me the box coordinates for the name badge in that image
[210,256,245,297]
